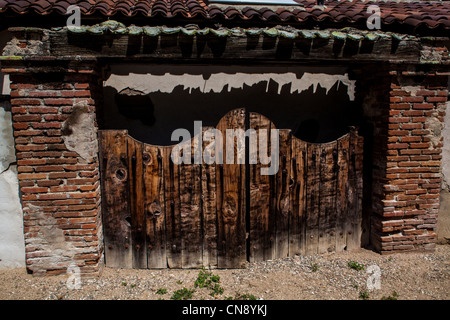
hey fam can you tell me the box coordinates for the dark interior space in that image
[101,66,363,146]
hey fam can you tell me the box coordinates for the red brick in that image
[426,97,447,103]
[16,145,46,152]
[30,151,63,158]
[13,122,29,130]
[402,96,424,103]
[13,114,42,122]
[44,98,73,106]
[48,172,77,179]
[390,104,411,110]
[415,90,436,96]
[31,122,62,129]
[390,97,402,103]
[44,115,68,121]
[388,143,409,149]
[28,91,59,98]
[403,110,424,116]
[413,103,434,110]
[49,186,78,193]
[398,161,420,167]
[10,84,37,90]
[11,106,27,114]
[74,83,90,90]
[61,90,91,97]
[36,180,63,187]
[410,143,430,149]
[21,187,48,194]
[34,165,65,172]
[401,123,422,130]
[11,98,41,106]
[421,160,441,167]
[390,90,410,96]
[28,107,59,114]
[32,137,63,144]
[38,193,68,200]
[389,116,410,123]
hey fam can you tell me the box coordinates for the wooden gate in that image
[99,108,363,269]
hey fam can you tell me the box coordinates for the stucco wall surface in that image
[0,102,25,269]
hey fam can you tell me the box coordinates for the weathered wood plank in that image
[289,137,307,256]
[336,134,350,252]
[127,136,147,268]
[305,143,320,255]
[346,128,364,251]
[179,137,203,268]
[144,144,167,268]
[163,146,182,268]
[249,112,274,262]
[99,130,132,268]
[201,127,218,269]
[317,142,338,254]
[274,129,291,259]
[50,31,420,63]
[216,109,247,268]
[355,134,364,247]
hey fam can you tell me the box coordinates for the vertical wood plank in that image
[275,129,291,259]
[355,134,364,248]
[216,109,246,268]
[336,134,349,252]
[289,137,307,256]
[305,143,320,255]
[99,130,132,268]
[179,137,203,268]
[318,142,337,254]
[347,128,364,250]
[201,127,218,269]
[128,137,147,268]
[163,146,182,268]
[248,112,274,262]
[144,145,166,268]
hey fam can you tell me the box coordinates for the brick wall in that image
[367,70,448,253]
[2,60,104,276]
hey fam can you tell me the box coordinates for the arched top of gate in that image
[104,108,361,149]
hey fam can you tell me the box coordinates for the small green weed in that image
[359,290,370,300]
[170,288,195,300]
[381,291,399,300]
[348,261,365,271]
[195,267,224,297]
[156,288,167,295]
[309,263,319,272]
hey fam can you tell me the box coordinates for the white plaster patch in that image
[402,85,421,97]
[62,102,98,161]
[0,103,15,172]
[2,74,11,95]
[0,166,25,269]
[105,72,356,101]
[0,103,25,269]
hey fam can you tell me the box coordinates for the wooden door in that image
[99,109,363,268]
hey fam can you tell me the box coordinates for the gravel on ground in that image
[0,245,448,300]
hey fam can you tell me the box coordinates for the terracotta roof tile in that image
[0,0,449,34]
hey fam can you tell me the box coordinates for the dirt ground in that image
[0,244,448,300]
